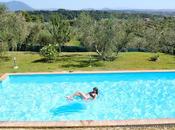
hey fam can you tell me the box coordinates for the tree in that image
[158,18,175,55]
[0,13,28,51]
[144,27,160,53]
[77,13,133,61]
[0,4,7,15]
[76,13,95,50]
[129,36,147,51]
[93,19,119,60]
[115,20,134,54]
[127,19,147,51]
[0,40,8,57]
[25,23,43,46]
[49,14,70,54]
[37,30,53,46]
[160,28,175,55]
[21,11,33,22]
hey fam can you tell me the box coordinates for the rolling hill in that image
[0,1,33,11]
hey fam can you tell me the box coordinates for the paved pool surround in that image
[1,70,175,128]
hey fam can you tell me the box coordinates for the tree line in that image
[1,4,175,62]
[20,9,160,22]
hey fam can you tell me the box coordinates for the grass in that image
[0,51,175,75]
[66,40,81,46]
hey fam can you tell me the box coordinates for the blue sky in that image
[0,0,175,10]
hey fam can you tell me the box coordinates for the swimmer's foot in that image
[66,96,73,100]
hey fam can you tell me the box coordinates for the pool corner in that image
[0,73,8,81]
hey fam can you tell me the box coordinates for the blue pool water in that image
[0,72,175,121]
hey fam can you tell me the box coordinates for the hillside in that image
[0,1,33,11]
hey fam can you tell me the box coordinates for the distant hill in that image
[1,1,175,16]
[99,9,175,16]
[0,1,34,11]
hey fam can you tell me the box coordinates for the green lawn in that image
[66,40,81,46]
[0,52,175,74]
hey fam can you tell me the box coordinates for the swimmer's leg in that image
[66,91,87,100]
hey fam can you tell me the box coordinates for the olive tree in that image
[77,13,133,61]
[93,19,119,60]
[160,28,175,55]
[37,30,53,46]
[49,14,70,54]
[0,13,28,51]
[25,23,43,47]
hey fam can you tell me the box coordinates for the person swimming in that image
[66,87,98,100]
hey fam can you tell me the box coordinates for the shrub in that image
[40,44,57,62]
[149,54,159,62]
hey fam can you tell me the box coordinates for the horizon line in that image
[1,0,175,11]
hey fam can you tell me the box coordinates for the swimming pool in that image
[0,71,175,121]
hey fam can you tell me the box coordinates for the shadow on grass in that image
[55,54,96,63]
[32,58,48,63]
[59,54,83,58]
[32,57,75,63]
[13,51,38,55]
[0,56,11,62]
[62,59,103,68]
[32,54,102,68]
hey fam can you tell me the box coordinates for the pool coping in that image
[1,119,175,128]
[1,70,175,127]
[1,69,175,81]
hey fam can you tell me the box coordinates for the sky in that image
[0,0,175,10]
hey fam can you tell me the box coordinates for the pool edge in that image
[0,119,175,128]
[0,73,8,82]
[1,69,175,81]
[1,70,175,128]
[4,69,175,76]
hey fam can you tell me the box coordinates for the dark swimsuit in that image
[89,92,95,99]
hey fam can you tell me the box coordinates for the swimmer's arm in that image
[93,95,97,100]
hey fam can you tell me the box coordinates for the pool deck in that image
[1,119,175,128]
[1,70,175,128]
